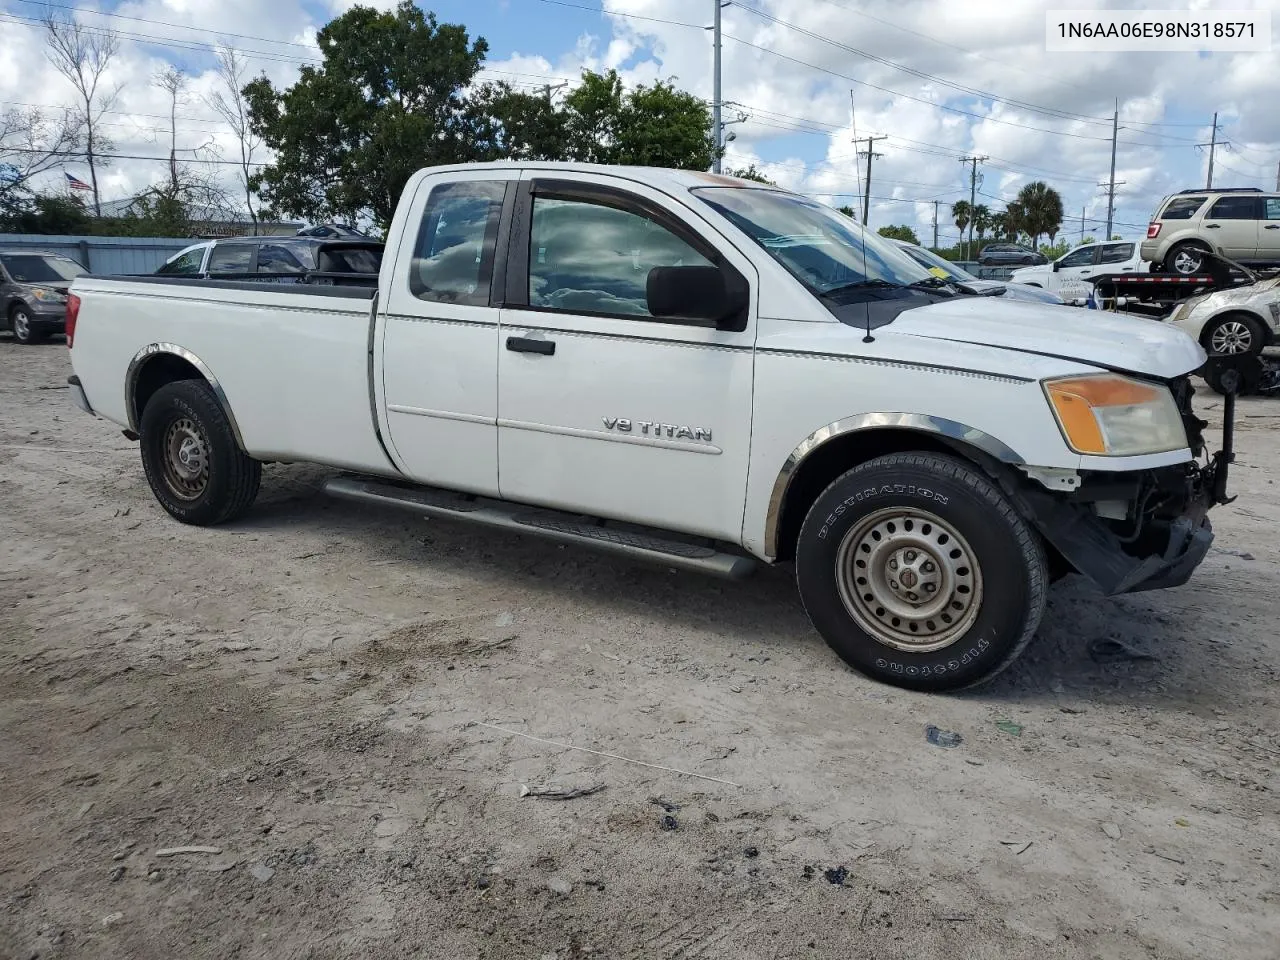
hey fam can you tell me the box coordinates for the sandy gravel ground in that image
[1,335,1278,960]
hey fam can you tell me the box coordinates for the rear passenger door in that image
[1261,197,1280,259]
[376,169,516,496]
[1202,195,1261,259]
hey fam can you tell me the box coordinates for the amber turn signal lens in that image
[1044,376,1167,455]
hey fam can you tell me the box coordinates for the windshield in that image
[895,244,977,282]
[1,254,86,283]
[691,188,936,297]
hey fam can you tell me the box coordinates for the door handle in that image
[1205,223,1221,229]
[506,336,555,356]
[1265,225,1280,230]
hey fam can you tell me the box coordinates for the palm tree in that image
[972,204,992,250]
[1015,181,1064,250]
[951,200,972,258]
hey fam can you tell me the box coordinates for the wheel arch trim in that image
[762,413,1025,559]
[125,342,246,450]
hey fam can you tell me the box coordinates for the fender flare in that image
[762,413,1026,559]
[125,342,246,450]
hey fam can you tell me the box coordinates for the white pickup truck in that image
[65,162,1232,692]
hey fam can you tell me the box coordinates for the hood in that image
[893,295,1206,379]
[1185,277,1280,314]
[956,278,1062,304]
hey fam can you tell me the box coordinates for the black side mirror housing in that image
[646,265,748,330]
[1052,261,1061,272]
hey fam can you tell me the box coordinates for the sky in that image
[2,0,1279,244]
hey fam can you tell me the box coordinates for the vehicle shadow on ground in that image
[229,465,1242,706]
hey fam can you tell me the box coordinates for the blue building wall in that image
[0,234,193,275]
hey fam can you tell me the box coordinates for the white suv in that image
[1141,188,1280,274]
[1010,239,1146,298]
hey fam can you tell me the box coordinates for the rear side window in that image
[322,246,382,274]
[1159,196,1206,220]
[256,244,307,275]
[1266,198,1280,220]
[158,247,205,275]
[1099,243,1134,264]
[410,181,506,306]
[206,244,254,274]
[1207,196,1259,220]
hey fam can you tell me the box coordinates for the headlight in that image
[1043,374,1186,456]
[1169,295,1205,322]
[30,288,66,303]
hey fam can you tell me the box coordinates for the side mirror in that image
[646,265,747,329]
[1052,261,1061,272]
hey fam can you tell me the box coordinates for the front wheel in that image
[139,380,261,525]
[1204,313,1265,358]
[795,453,1047,692]
[9,306,41,344]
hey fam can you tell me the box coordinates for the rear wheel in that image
[795,452,1047,692]
[139,380,260,525]
[1165,242,1209,275]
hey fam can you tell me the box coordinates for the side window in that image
[1058,246,1096,268]
[1207,196,1259,220]
[1264,197,1280,220]
[528,195,715,317]
[1159,196,1206,220]
[206,244,254,275]
[157,248,205,275]
[410,180,506,306]
[1099,243,1134,264]
[256,244,306,275]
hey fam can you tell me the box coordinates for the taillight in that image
[65,292,80,348]
[1146,223,1161,239]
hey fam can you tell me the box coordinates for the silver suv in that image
[1142,187,1280,274]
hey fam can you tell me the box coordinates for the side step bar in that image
[322,475,758,580]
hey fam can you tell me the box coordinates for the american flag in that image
[65,171,92,192]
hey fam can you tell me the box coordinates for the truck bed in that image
[70,275,393,475]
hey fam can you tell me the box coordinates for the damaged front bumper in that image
[1020,375,1232,596]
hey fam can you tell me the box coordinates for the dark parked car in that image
[1,250,87,344]
[156,236,383,285]
[977,243,1047,267]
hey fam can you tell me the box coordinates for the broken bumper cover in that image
[1025,487,1214,596]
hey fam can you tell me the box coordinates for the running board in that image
[322,475,757,580]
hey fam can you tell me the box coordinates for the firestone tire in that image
[795,452,1047,692]
[139,380,261,525]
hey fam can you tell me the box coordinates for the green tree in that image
[837,204,857,219]
[481,69,716,170]
[245,2,495,228]
[877,224,919,244]
[971,203,991,242]
[951,199,972,239]
[725,164,774,184]
[1015,181,1064,250]
[0,193,92,234]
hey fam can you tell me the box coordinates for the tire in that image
[795,452,1047,692]
[9,306,42,345]
[1164,242,1209,275]
[1202,312,1265,358]
[138,380,261,525]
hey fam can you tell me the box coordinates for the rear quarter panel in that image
[68,279,393,473]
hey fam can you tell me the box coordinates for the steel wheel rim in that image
[161,417,209,501]
[1210,320,1252,355]
[1172,249,1202,274]
[835,507,984,653]
[12,311,29,340]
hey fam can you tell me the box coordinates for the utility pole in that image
[1080,204,1086,244]
[854,135,887,225]
[933,200,939,249]
[1198,112,1221,189]
[1105,100,1119,241]
[711,0,723,173]
[1274,159,1279,192]
[541,81,568,103]
[958,155,987,260]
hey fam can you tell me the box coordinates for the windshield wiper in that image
[819,278,901,298]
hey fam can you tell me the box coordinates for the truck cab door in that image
[1053,244,1100,287]
[495,173,758,543]
[375,169,518,495]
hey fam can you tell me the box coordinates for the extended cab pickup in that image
[66,162,1232,692]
